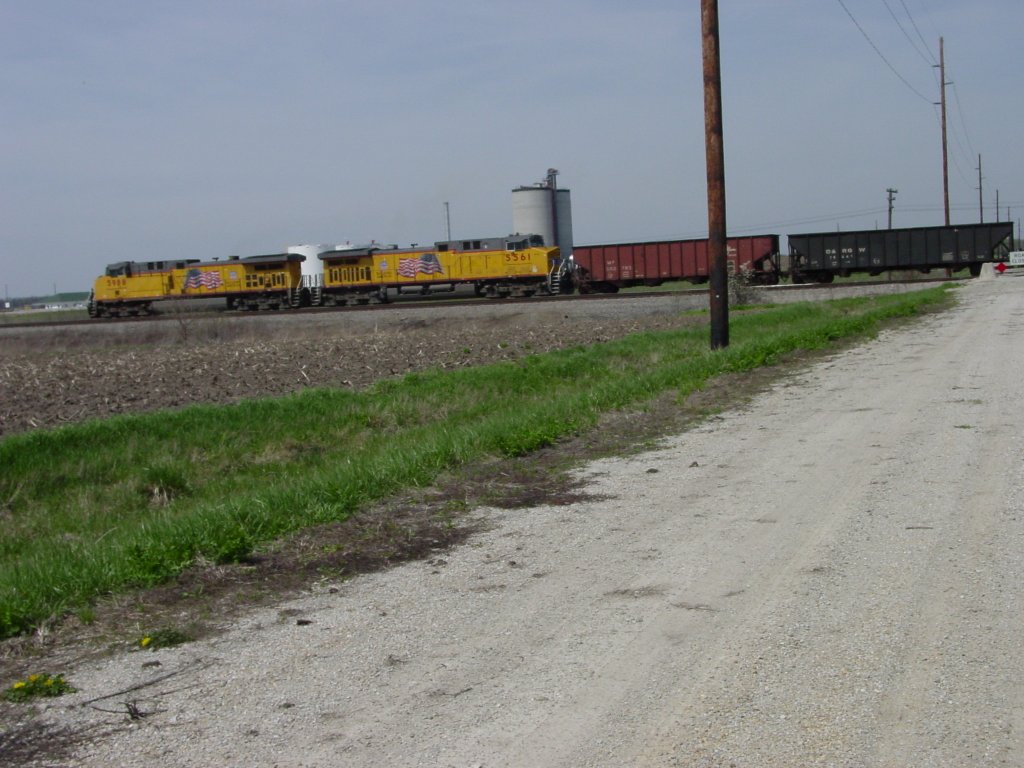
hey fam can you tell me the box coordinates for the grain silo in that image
[512,169,573,257]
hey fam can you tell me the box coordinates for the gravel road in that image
[21,276,1024,766]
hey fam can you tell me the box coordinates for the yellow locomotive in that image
[317,234,562,305]
[88,253,305,317]
[86,234,563,318]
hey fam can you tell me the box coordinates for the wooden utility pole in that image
[887,188,898,229]
[702,0,728,349]
[977,154,984,223]
[937,38,950,226]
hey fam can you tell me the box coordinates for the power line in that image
[881,0,934,66]
[835,0,933,103]
[898,0,937,64]
[900,201,1024,212]
[907,0,943,44]
[647,199,1024,241]
[931,103,973,189]
[949,82,977,160]
[728,208,890,234]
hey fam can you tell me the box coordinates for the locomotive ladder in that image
[547,262,561,294]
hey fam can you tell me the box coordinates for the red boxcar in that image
[571,234,780,292]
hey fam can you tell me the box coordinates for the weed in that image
[76,605,96,625]
[138,627,192,650]
[3,673,76,702]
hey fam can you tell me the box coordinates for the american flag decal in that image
[397,253,444,278]
[184,268,223,289]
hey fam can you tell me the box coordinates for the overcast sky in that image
[2,0,1021,296]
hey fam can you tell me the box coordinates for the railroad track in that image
[0,277,963,332]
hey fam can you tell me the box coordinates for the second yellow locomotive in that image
[317,234,562,305]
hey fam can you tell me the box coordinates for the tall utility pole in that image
[977,154,984,223]
[995,190,1000,222]
[887,188,898,229]
[701,0,728,350]
[444,202,451,241]
[936,38,950,226]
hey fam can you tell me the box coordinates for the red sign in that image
[995,262,1007,274]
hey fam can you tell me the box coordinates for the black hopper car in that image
[787,222,1014,283]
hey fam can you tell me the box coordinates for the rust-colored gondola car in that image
[571,234,780,293]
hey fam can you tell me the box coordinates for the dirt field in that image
[0,298,699,438]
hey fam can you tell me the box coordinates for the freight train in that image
[87,221,1014,318]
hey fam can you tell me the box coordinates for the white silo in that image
[512,168,573,257]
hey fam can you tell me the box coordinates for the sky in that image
[2,0,1021,296]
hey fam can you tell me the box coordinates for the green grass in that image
[0,309,89,324]
[0,287,955,638]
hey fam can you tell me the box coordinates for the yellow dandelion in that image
[140,636,152,648]
[27,674,40,682]
[12,681,26,689]
[45,678,55,686]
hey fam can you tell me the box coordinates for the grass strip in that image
[0,287,954,638]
